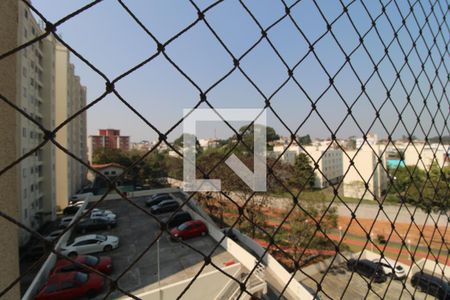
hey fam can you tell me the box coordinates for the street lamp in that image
[370,232,374,252]
[407,239,411,261]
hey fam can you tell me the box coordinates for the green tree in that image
[290,153,315,190]
[298,134,312,145]
[92,148,132,167]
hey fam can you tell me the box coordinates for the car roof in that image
[54,255,92,268]
[184,220,204,226]
[47,271,78,283]
[159,199,177,204]
[74,234,100,241]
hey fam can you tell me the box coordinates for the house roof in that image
[91,163,126,170]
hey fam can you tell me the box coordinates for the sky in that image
[31,0,448,142]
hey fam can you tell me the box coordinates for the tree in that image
[92,148,132,167]
[173,133,202,154]
[286,199,338,260]
[298,134,312,145]
[290,153,315,190]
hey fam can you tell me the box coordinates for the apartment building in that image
[272,140,344,188]
[402,142,449,170]
[304,145,344,188]
[87,129,130,162]
[15,3,57,245]
[343,143,388,200]
[0,1,21,297]
[54,41,88,210]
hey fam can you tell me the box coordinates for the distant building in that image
[272,141,344,188]
[88,163,126,182]
[355,133,378,148]
[343,144,388,200]
[54,38,88,211]
[198,138,219,149]
[87,129,130,162]
[402,142,449,170]
[131,140,154,152]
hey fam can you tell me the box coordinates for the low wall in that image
[177,192,311,300]
[128,264,241,300]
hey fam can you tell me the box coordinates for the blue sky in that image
[32,0,448,142]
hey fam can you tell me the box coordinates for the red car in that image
[170,220,208,240]
[52,255,113,275]
[35,271,104,300]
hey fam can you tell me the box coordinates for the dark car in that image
[145,194,173,207]
[76,217,117,233]
[150,200,179,214]
[63,203,83,215]
[163,211,192,228]
[347,259,387,283]
[411,272,450,299]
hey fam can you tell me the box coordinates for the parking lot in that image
[67,196,235,299]
[297,260,433,300]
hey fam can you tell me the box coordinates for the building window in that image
[22,168,26,178]
[23,67,27,77]
[104,171,110,175]
[24,9,28,18]
[22,127,26,137]
[24,209,28,219]
[111,171,116,175]
[24,188,27,198]
[24,28,27,38]
[23,87,27,97]
[31,27,35,35]
[30,184,34,192]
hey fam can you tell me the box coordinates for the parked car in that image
[411,272,450,299]
[372,258,406,279]
[170,220,208,240]
[63,201,85,215]
[145,194,173,207]
[76,216,117,233]
[150,200,180,214]
[24,243,52,260]
[221,227,238,241]
[60,234,119,257]
[53,255,113,275]
[35,271,104,300]
[347,259,387,283]
[90,209,116,221]
[163,211,192,228]
[59,216,75,229]
[45,230,65,242]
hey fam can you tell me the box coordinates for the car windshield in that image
[84,255,99,266]
[74,272,88,283]
[96,234,107,241]
[178,223,190,230]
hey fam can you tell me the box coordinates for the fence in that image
[0,0,448,299]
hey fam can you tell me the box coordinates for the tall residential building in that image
[88,129,130,162]
[54,41,88,211]
[0,1,21,297]
[343,143,388,200]
[15,2,56,245]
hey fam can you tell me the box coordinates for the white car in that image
[90,209,116,220]
[60,234,119,257]
[59,216,75,228]
[373,258,406,279]
[44,229,64,241]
